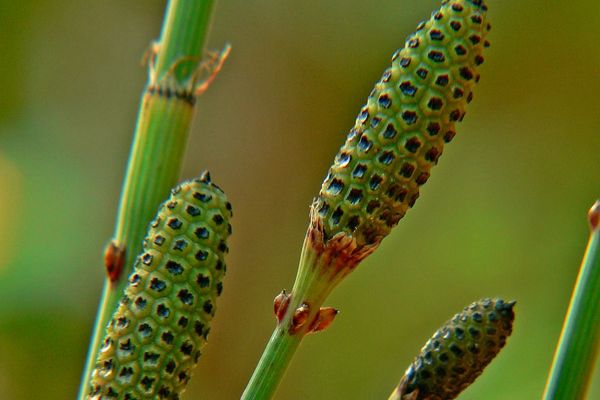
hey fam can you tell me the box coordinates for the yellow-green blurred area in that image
[0,0,598,398]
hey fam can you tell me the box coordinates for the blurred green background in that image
[1,0,598,398]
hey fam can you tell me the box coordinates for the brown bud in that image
[273,290,291,322]
[309,307,339,333]
[104,241,126,283]
[588,200,600,231]
[290,303,310,333]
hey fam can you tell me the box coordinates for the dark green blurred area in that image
[0,0,598,398]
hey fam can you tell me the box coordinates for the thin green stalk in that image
[242,326,303,400]
[543,200,600,400]
[78,1,216,398]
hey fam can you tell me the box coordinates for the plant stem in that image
[78,1,216,398]
[543,200,600,400]
[154,0,215,83]
[242,326,304,400]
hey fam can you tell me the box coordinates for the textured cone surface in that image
[89,174,232,399]
[401,298,515,400]
[315,0,490,247]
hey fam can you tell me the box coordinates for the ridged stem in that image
[78,1,216,398]
[543,200,600,400]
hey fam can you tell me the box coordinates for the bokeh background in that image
[1,0,599,398]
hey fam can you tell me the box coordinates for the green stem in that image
[242,326,303,400]
[154,0,215,83]
[78,1,215,398]
[543,200,600,400]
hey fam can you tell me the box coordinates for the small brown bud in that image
[588,200,600,231]
[104,241,126,283]
[273,290,291,322]
[290,303,310,333]
[310,307,339,333]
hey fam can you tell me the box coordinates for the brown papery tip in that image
[307,202,379,274]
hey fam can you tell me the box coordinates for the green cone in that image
[398,298,515,400]
[89,172,232,399]
[315,0,490,248]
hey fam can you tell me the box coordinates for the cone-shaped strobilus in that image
[243,1,493,399]
[289,0,491,334]
[389,298,516,400]
[316,0,490,252]
[89,173,232,399]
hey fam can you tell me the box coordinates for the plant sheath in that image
[78,1,216,398]
[543,200,600,400]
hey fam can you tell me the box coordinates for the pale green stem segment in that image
[241,236,347,400]
[543,200,600,400]
[78,1,216,398]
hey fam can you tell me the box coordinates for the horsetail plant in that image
[78,1,229,398]
[388,298,516,400]
[242,1,492,398]
[75,0,598,397]
[89,173,232,399]
[543,200,600,400]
